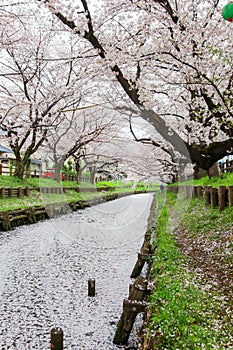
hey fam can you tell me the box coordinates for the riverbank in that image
[140,192,233,349]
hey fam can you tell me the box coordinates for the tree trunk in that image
[75,160,81,184]
[14,157,25,179]
[89,166,96,184]
[54,162,63,182]
[207,162,222,178]
[25,159,31,178]
[194,162,222,179]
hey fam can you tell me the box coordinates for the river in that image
[0,193,154,349]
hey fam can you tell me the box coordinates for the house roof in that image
[0,144,13,153]
[31,159,42,165]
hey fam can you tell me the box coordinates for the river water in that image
[0,193,154,349]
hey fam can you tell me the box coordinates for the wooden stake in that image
[51,327,63,350]
[210,187,218,208]
[204,186,211,206]
[219,186,227,211]
[228,186,233,207]
[196,186,203,198]
[88,279,95,297]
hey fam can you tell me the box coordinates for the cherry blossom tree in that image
[81,122,169,184]
[0,5,93,178]
[43,107,116,181]
[34,0,232,176]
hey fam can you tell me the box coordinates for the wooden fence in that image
[167,185,233,211]
[0,187,30,198]
[0,186,123,199]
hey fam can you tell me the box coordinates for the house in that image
[0,144,42,177]
[0,144,15,175]
[29,159,42,177]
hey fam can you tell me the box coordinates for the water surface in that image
[0,193,153,349]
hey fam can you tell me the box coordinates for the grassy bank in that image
[0,177,155,212]
[141,192,233,349]
[0,175,131,189]
[171,172,233,187]
[0,176,157,212]
[0,187,140,212]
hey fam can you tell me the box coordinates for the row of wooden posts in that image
[0,186,120,199]
[113,194,157,346]
[167,185,233,211]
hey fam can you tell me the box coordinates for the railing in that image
[219,160,233,173]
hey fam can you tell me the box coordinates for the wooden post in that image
[26,208,36,224]
[123,299,146,313]
[113,299,146,345]
[24,187,29,196]
[193,186,198,198]
[113,276,148,345]
[131,241,151,278]
[204,186,211,206]
[2,212,11,231]
[0,188,5,199]
[210,188,218,208]
[129,276,147,301]
[228,186,233,207]
[18,187,24,198]
[88,279,95,297]
[187,186,194,198]
[196,186,203,198]
[219,186,227,211]
[51,327,63,350]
